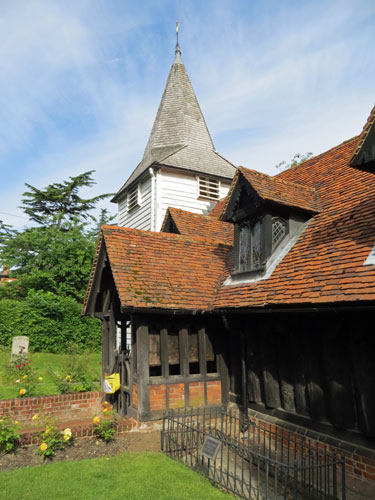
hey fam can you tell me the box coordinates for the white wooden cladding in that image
[118,176,152,231]
[117,168,231,232]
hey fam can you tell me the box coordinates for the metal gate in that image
[114,349,131,416]
[162,407,346,500]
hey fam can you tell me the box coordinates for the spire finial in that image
[175,21,182,62]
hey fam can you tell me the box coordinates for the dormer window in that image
[198,176,220,200]
[127,184,141,212]
[237,219,264,272]
[234,215,290,275]
[222,167,322,281]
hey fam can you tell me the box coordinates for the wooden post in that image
[136,321,150,419]
[179,327,189,407]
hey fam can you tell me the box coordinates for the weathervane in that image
[175,21,181,56]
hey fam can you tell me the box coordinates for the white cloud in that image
[0,0,374,229]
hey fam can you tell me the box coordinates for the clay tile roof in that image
[208,198,228,220]
[92,225,231,311]
[237,166,323,213]
[350,105,375,167]
[161,207,233,245]
[216,135,375,309]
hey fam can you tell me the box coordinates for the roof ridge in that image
[238,166,320,195]
[101,224,232,247]
[276,135,360,178]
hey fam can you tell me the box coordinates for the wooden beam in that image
[136,321,150,416]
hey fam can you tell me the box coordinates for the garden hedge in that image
[0,290,101,352]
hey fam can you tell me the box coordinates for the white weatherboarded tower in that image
[112,42,236,231]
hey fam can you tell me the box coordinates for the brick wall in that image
[168,383,185,409]
[132,384,138,409]
[207,381,222,405]
[149,384,166,411]
[145,380,222,412]
[189,382,205,407]
[0,392,102,425]
[248,409,375,486]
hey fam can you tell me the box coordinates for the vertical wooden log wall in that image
[232,311,375,439]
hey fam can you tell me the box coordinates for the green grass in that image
[0,452,232,500]
[0,351,101,399]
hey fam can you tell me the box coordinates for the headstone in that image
[11,336,29,361]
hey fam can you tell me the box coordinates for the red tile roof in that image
[161,207,233,245]
[223,167,323,216]
[216,136,375,309]
[92,225,230,311]
[85,116,375,313]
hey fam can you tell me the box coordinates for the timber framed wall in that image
[128,314,229,421]
[227,310,375,447]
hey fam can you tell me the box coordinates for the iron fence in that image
[161,407,346,500]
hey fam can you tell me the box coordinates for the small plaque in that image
[200,436,221,460]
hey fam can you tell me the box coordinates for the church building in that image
[84,42,375,489]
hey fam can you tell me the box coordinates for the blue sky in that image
[1,0,375,229]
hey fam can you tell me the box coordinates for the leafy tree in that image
[0,219,97,301]
[21,170,112,227]
[0,172,114,352]
[275,152,313,171]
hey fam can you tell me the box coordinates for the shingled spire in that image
[113,39,235,200]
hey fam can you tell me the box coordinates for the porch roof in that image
[88,226,231,311]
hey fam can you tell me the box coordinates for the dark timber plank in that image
[278,331,296,413]
[260,323,281,409]
[323,323,356,430]
[351,328,375,437]
[246,329,263,403]
[303,325,326,421]
[136,322,150,416]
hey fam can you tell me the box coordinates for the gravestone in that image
[11,336,29,361]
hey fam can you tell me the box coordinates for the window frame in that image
[233,214,289,275]
[197,176,221,201]
[127,183,141,212]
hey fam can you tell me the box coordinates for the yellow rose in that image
[64,434,71,441]
[63,428,71,435]
[45,427,51,435]
[93,416,100,424]
[40,442,48,452]
[32,414,39,421]
[19,388,26,396]
[38,376,43,382]
[23,374,28,379]
[15,421,19,425]
[65,375,71,381]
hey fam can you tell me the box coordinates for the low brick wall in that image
[0,391,102,425]
[20,416,162,446]
[247,408,375,486]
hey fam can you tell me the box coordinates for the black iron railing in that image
[161,407,346,500]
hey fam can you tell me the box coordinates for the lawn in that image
[0,452,232,500]
[0,350,101,399]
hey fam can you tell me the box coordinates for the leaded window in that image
[272,217,287,251]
